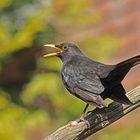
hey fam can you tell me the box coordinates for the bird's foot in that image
[69,120,79,127]
[78,113,85,122]
[69,114,85,127]
[77,114,90,127]
[69,113,90,128]
[79,115,90,128]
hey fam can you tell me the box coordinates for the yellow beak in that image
[43,44,62,57]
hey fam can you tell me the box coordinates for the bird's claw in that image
[69,121,79,127]
[77,115,90,128]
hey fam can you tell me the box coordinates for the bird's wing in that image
[62,56,105,95]
[74,66,105,95]
[76,74,104,95]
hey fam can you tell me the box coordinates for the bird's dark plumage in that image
[44,43,140,111]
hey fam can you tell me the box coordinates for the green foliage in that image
[0,92,49,140]
[0,0,56,56]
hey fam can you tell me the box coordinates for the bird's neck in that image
[61,55,84,66]
[60,55,73,65]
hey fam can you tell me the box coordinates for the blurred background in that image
[0,0,139,140]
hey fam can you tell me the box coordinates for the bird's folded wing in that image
[75,74,104,95]
[65,61,105,95]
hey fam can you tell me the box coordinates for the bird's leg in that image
[79,104,89,121]
[69,104,89,127]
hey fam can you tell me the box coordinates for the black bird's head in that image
[43,43,83,61]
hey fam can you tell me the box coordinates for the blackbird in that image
[44,43,140,116]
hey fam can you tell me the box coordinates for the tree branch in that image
[44,86,140,140]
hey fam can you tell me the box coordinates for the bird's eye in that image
[63,46,68,50]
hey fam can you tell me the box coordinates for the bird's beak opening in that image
[43,44,62,57]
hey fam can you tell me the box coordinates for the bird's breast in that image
[61,65,76,93]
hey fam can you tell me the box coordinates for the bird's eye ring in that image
[63,46,68,50]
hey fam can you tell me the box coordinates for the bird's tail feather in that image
[109,55,140,83]
[117,55,140,68]
[109,84,132,105]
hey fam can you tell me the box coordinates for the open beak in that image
[43,44,62,57]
